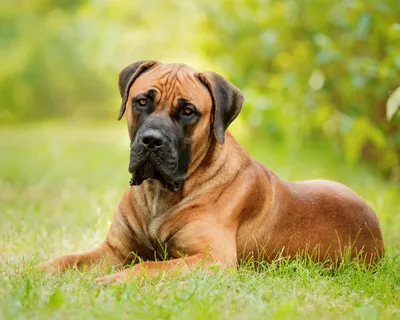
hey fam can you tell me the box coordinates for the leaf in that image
[386,87,400,120]
[208,263,223,271]
[48,289,64,308]
[24,278,31,299]
[342,117,387,164]
[356,13,371,39]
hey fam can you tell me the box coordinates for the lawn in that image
[0,122,399,319]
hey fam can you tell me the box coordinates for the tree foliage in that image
[198,0,400,178]
[0,0,198,121]
[0,0,399,179]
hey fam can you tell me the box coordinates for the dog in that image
[39,61,384,283]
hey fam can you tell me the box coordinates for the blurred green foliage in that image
[0,0,399,179]
[198,0,400,179]
[0,0,199,121]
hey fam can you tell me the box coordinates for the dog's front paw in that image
[95,269,135,284]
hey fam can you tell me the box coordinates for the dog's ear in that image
[195,72,244,144]
[118,60,159,120]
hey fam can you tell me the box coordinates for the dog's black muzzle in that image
[128,119,187,192]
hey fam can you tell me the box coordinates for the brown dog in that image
[39,61,384,283]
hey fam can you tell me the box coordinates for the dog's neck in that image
[136,179,180,218]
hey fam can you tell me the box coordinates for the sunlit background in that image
[1,1,400,318]
[1,0,400,177]
[0,0,399,258]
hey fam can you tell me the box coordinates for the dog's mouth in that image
[129,162,184,192]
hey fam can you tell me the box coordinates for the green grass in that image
[1,122,399,319]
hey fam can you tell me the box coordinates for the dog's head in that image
[117,61,243,192]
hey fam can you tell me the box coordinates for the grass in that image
[0,121,399,319]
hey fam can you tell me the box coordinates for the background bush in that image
[198,0,400,179]
[0,0,399,179]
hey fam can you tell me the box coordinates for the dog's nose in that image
[140,130,164,150]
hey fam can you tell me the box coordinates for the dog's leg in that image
[38,241,123,274]
[95,228,238,284]
[94,252,228,284]
[38,190,150,274]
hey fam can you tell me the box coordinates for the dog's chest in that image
[147,215,168,257]
[140,183,181,258]
[147,210,186,260]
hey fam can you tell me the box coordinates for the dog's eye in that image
[138,99,147,106]
[182,107,194,117]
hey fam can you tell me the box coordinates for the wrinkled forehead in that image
[129,63,212,111]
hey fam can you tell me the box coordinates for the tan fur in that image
[39,63,384,283]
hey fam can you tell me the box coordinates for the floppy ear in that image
[117,60,159,120]
[195,72,244,144]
